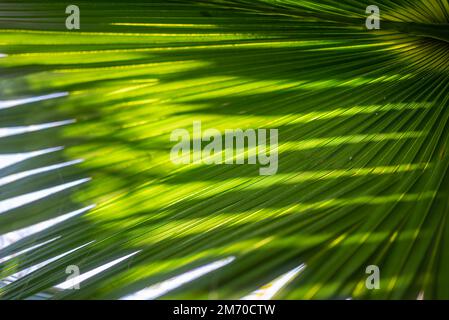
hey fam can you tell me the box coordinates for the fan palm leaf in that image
[0,0,448,300]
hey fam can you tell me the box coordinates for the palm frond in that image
[0,0,449,300]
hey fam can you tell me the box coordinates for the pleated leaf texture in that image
[0,0,449,299]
